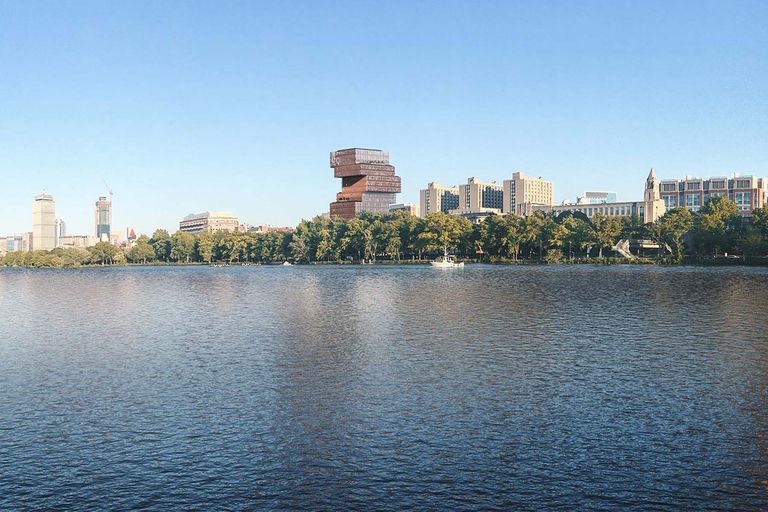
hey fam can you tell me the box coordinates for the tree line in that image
[3,196,768,268]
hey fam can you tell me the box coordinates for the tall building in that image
[502,172,554,216]
[456,177,504,213]
[659,174,767,215]
[329,148,401,219]
[531,169,666,223]
[32,193,56,251]
[95,196,112,241]
[179,211,240,233]
[419,182,460,217]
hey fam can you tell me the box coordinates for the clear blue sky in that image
[1,0,766,236]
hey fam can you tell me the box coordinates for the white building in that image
[502,172,554,216]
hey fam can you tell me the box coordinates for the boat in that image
[282,261,293,266]
[430,251,464,268]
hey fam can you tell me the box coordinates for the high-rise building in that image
[419,182,460,217]
[32,193,56,251]
[502,172,554,216]
[95,196,112,241]
[329,148,401,219]
[658,174,767,215]
[179,211,240,233]
[457,177,504,213]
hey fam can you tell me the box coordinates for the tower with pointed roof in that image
[643,168,666,223]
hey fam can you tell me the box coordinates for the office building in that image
[95,196,112,241]
[419,182,460,217]
[577,191,617,204]
[179,211,240,233]
[329,148,401,219]
[531,169,666,223]
[388,203,420,216]
[503,172,554,216]
[659,174,767,215]
[32,193,56,251]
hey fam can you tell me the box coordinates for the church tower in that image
[643,168,666,223]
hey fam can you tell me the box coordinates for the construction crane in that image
[104,182,114,203]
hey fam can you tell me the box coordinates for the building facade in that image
[329,148,401,219]
[59,235,99,249]
[456,177,503,214]
[179,212,240,233]
[659,175,767,215]
[502,172,554,216]
[32,193,56,251]
[577,191,617,204]
[419,182,460,217]
[95,196,112,241]
[531,169,666,223]
[388,203,420,216]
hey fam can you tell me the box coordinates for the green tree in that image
[647,207,693,263]
[589,213,622,258]
[88,242,120,265]
[127,235,155,264]
[150,229,171,262]
[170,231,196,263]
[196,233,215,263]
[695,196,740,256]
[419,212,472,256]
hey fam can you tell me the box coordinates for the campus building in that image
[32,193,56,251]
[419,182,460,217]
[329,148,401,219]
[531,169,666,223]
[659,174,767,215]
[502,172,554,216]
[179,211,240,233]
[577,191,617,204]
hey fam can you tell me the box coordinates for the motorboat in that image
[430,251,464,268]
[282,261,293,266]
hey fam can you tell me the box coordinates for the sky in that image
[1,0,766,236]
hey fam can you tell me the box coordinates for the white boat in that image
[430,252,464,268]
[282,261,293,266]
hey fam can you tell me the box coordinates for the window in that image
[736,179,751,189]
[686,193,701,211]
[735,191,752,211]
[663,195,677,208]
[662,183,677,192]
[686,182,701,191]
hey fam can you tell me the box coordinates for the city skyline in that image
[1,1,766,235]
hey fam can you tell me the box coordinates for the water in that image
[1,265,767,511]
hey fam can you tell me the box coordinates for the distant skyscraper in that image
[95,196,112,241]
[329,148,401,219]
[32,193,56,251]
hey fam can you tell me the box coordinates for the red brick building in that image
[329,148,401,219]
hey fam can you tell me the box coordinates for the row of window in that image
[663,191,753,211]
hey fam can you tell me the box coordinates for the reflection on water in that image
[1,265,767,510]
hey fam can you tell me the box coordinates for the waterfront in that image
[1,265,767,510]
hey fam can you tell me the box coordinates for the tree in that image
[127,235,155,264]
[419,212,472,256]
[695,196,740,256]
[170,231,196,263]
[589,213,622,257]
[88,242,120,265]
[561,215,590,260]
[150,229,171,262]
[647,208,693,263]
[196,233,215,263]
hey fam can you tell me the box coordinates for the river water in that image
[1,265,767,510]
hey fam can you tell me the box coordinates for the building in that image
[95,196,112,241]
[577,191,617,204]
[388,203,420,216]
[179,211,240,233]
[502,172,554,216]
[419,182,460,217]
[456,177,503,214]
[32,193,56,251]
[59,235,98,249]
[248,225,294,234]
[329,148,401,219]
[531,169,666,223]
[659,174,767,216]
